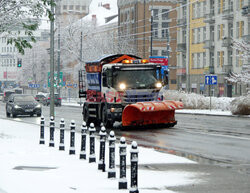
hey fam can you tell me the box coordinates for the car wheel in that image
[12,113,17,118]
[37,113,41,117]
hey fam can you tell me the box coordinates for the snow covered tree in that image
[16,42,50,87]
[225,39,250,85]
[0,0,52,54]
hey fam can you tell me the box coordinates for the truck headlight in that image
[156,82,162,88]
[119,83,126,90]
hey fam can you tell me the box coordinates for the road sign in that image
[48,72,63,87]
[205,75,217,85]
[28,84,40,88]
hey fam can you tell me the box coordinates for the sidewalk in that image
[0,118,200,193]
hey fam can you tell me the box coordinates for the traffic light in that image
[17,59,22,67]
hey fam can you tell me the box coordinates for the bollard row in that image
[39,118,139,192]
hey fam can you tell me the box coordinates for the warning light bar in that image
[122,59,149,64]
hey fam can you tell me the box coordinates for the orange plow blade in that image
[122,100,183,127]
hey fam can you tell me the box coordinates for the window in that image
[192,53,195,68]
[75,5,80,11]
[69,5,74,10]
[203,27,206,41]
[210,52,214,66]
[162,9,169,20]
[217,25,221,40]
[197,28,201,43]
[161,50,167,56]
[203,52,206,67]
[162,22,169,38]
[63,5,67,10]
[222,24,225,38]
[218,0,221,13]
[241,21,245,37]
[153,22,158,38]
[192,29,195,43]
[197,53,201,68]
[192,4,196,18]
[152,50,158,56]
[236,22,240,38]
[217,51,220,67]
[229,50,233,65]
[211,26,214,41]
[82,6,86,11]
[229,23,233,38]
[152,9,159,20]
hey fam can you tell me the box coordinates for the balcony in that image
[177,18,186,27]
[178,0,187,4]
[222,37,233,47]
[222,9,234,20]
[177,43,186,52]
[203,40,214,49]
[242,35,250,43]
[204,10,215,24]
[222,65,232,74]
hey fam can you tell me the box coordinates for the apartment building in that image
[56,0,92,26]
[117,0,178,90]
[177,0,249,97]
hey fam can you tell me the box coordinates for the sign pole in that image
[209,84,211,111]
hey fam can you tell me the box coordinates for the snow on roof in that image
[80,0,118,27]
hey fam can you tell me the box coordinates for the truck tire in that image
[83,105,94,126]
[102,106,113,128]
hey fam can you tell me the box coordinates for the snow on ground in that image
[0,118,204,193]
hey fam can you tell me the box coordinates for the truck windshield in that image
[113,69,158,89]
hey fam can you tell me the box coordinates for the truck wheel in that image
[83,105,93,126]
[102,106,113,128]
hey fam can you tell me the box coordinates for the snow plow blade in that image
[122,101,183,127]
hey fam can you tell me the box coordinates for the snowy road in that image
[1,102,250,192]
[1,102,250,171]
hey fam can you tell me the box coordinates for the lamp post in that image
[49,0,55,118]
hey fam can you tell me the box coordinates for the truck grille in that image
[123,94,155,103]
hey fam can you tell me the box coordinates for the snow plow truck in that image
[78,54,183,128]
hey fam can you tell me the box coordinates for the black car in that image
[45,93,62,106]
[6,94,42,117]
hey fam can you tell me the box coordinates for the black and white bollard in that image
[129,141,139,193]
[59,118,65,151]
[39,116,45,144]
[80,121,87,159]
[118,137,127,189]
[98,126,107,171]
[69,120,76,155]
[49,116,55,147]
[89,123,96,163]
[108,130,116,178]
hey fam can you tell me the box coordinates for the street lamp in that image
[49,0,55,118]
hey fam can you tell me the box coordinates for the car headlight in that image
[156,82,162,88]
[119,83,126,90]
[14,105,21,109]
[35,104,41,108]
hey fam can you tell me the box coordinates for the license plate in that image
[25,109,33,112]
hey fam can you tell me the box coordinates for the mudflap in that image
[122,100,183,127]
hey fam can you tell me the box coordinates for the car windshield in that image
[113,69,158,89]
[14,95,35,102]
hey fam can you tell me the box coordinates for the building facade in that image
[117,0,178,90]
[177,0,249,97]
